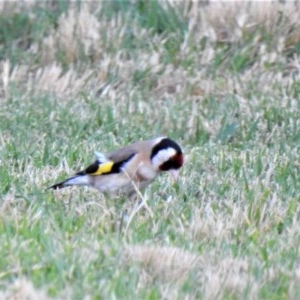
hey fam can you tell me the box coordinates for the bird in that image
[49,137,184,196]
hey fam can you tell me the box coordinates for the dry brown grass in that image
[1,0,300,299]
[1,1,299,99]
[0,0,297,151]
[0,278,48,300]
[123,244,258,299]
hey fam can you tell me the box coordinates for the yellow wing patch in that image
[90,161,114,175]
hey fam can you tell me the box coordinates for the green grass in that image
[1,1,300,299]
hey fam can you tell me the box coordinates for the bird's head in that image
[151,137,184,180]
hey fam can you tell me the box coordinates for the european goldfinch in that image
[49,137,184,196]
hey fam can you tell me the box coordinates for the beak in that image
[169,169,180,181]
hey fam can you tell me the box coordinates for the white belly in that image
[90,173,154,196]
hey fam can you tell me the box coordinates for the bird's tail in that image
[49,174,90,190]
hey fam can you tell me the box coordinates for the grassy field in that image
[1,1,300,299]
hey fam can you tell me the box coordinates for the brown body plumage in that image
[49,137,184,196]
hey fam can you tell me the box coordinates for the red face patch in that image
[174,153,184,168]
[159,153,184,171]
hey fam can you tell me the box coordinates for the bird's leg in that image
[124,185,154,237]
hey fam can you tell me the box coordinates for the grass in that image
[1,0,300,299]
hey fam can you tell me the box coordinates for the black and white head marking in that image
[151,138,183,171]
